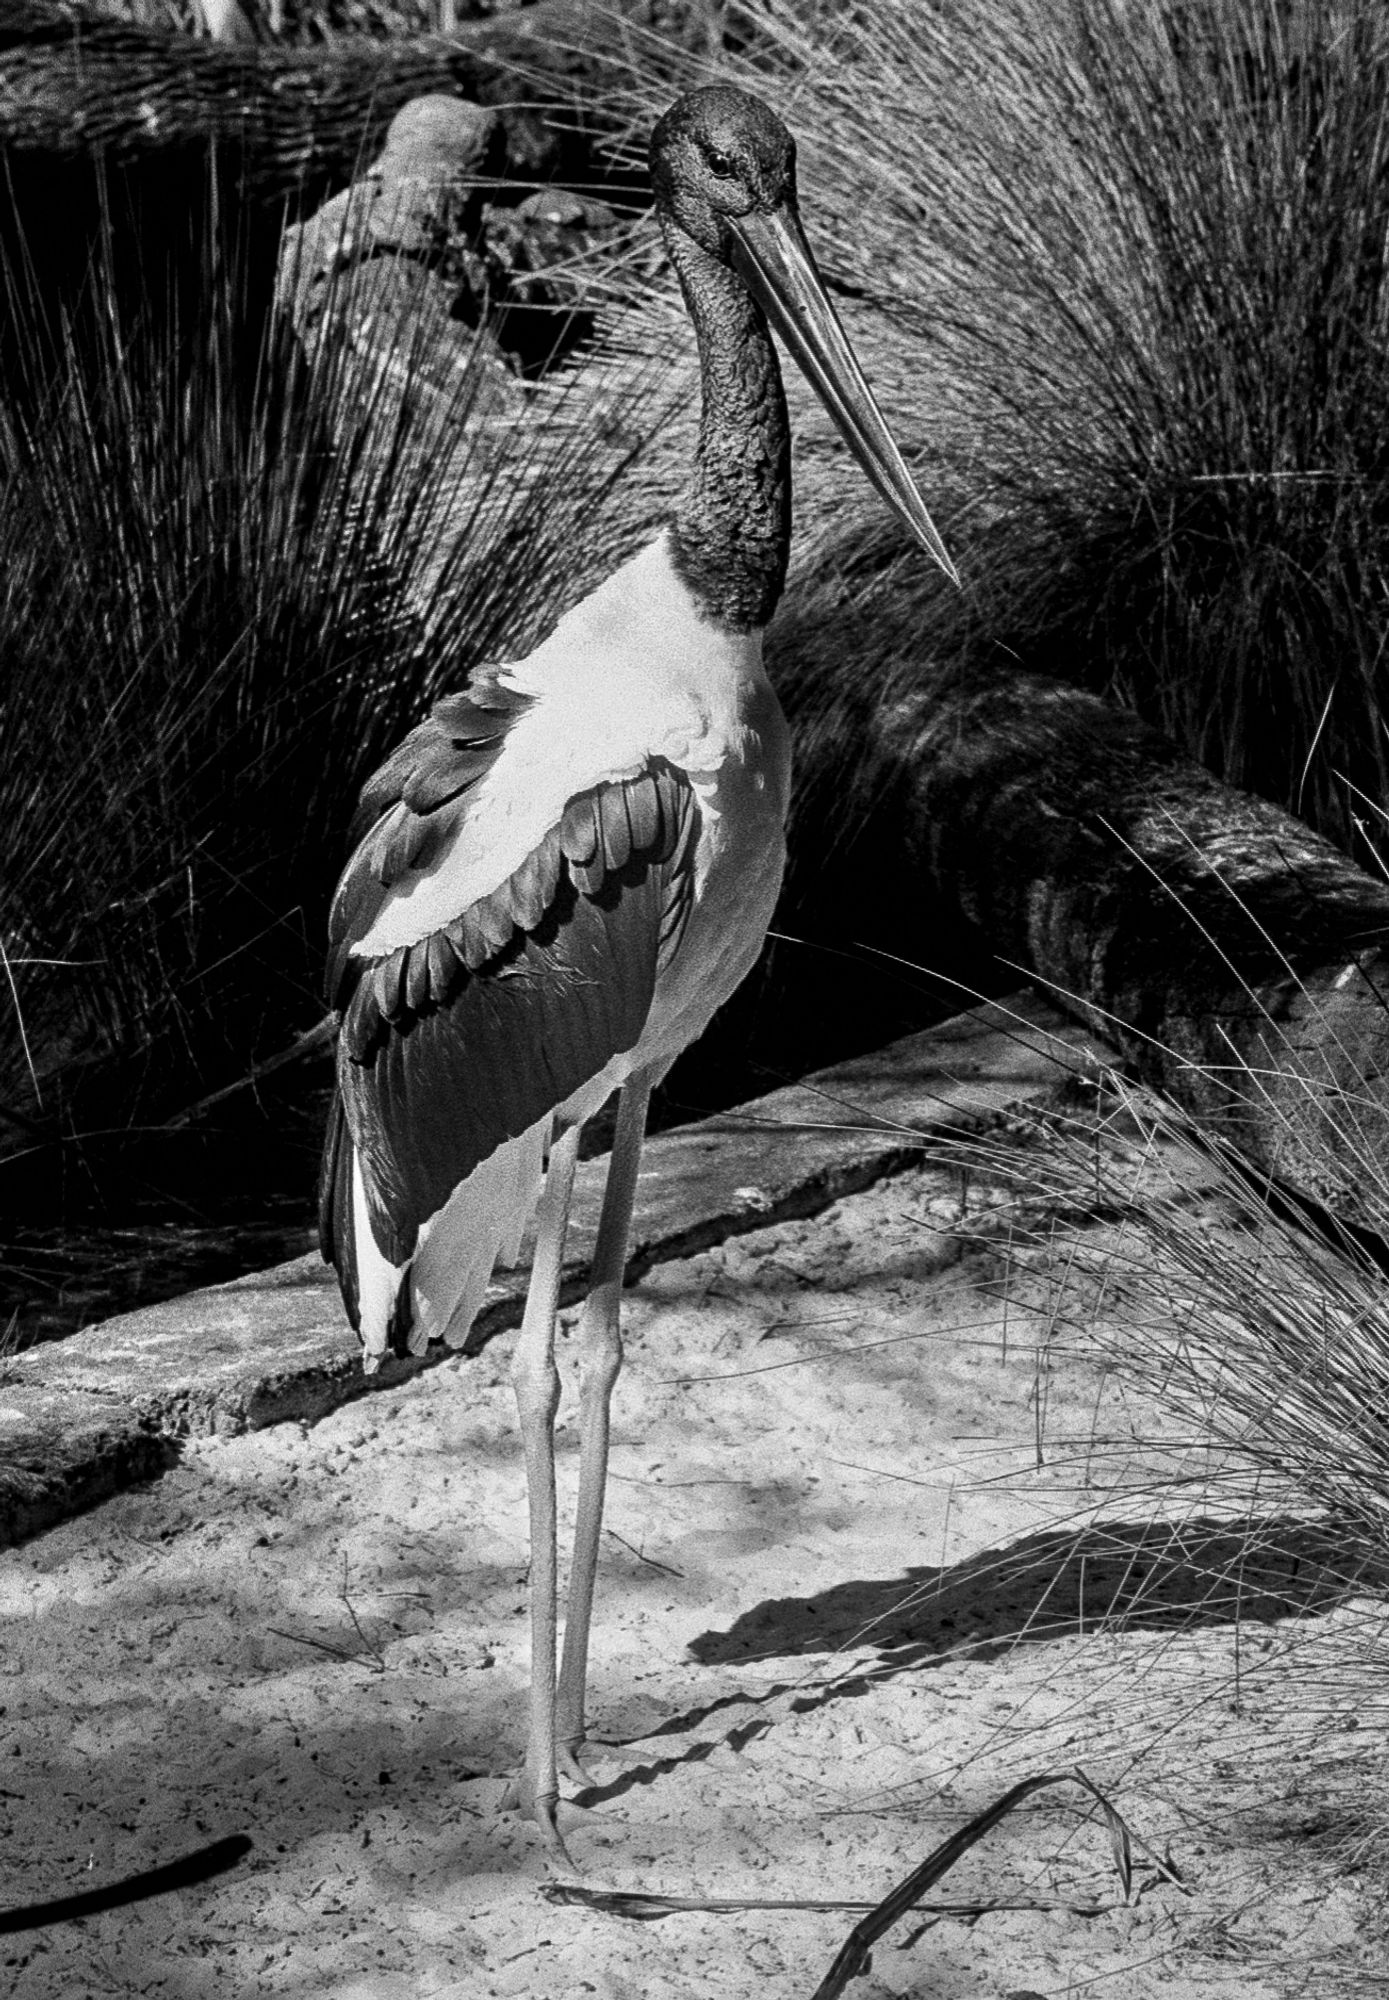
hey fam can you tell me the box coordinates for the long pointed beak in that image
[728,203,959,587]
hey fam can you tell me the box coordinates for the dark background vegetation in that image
[5,0,1389,1337]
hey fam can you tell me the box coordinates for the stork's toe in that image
[556,1738,600,1790]
[498,1765,604,1872]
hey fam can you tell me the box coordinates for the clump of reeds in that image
[594,0,1389,874]
[991,1077,1389,1560]
[1026,1084,1389,1875]
[813,1018,1387,1869]
[911,988,1389,1764]
[0,174,684,1211]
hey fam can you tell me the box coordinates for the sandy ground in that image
[1,1150,1386,1997]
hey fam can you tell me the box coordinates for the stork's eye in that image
[706,149,737,179]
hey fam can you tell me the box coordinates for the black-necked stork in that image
[319,84,957,1862]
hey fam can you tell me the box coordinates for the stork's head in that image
[650,86,959,587]
[650,86,796,259]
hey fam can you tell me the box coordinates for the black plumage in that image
[351,672,534,842]
[322,754,697,1272]
[317,1090,357,1321]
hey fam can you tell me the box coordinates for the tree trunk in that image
[878,662,1389,1228]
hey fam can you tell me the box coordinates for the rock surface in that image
[1,992,1103,1543]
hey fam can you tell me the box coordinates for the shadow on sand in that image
[576,1513,1376,1807]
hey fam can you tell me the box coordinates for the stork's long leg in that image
[503,1117,582,1861]
[556,1069,653,1781]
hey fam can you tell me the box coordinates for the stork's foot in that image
[498,1766,573,1868]
[557,1737,600,1790]
[498,1767,602,1872]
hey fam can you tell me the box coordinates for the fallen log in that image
[0,0,681,193]
[0,0,687,425]
[844,654,1389,1228]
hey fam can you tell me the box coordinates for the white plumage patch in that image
[351,1150,407,1373]
[407,1117,551,1352]
[352,534,763,958]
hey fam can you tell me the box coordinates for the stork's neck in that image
[663,220,790,633]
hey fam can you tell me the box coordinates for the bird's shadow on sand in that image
[578,1513,1378,1806]
[687,1512,1370,1666]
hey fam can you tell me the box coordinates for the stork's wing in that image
[320,711,698,1275]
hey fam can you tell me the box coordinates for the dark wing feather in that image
[318,1088,357,1318]
[327,669,536,1007]
[559,794,600,866]
[595,784,633,875]
[323,760,698,1272]
[349,672,532,847]
[623,771,661,855]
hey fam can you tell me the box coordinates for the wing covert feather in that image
[327,670,536,1003]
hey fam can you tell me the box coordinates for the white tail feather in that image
[352,1151,408,1374]
[409,1117,551,1350]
